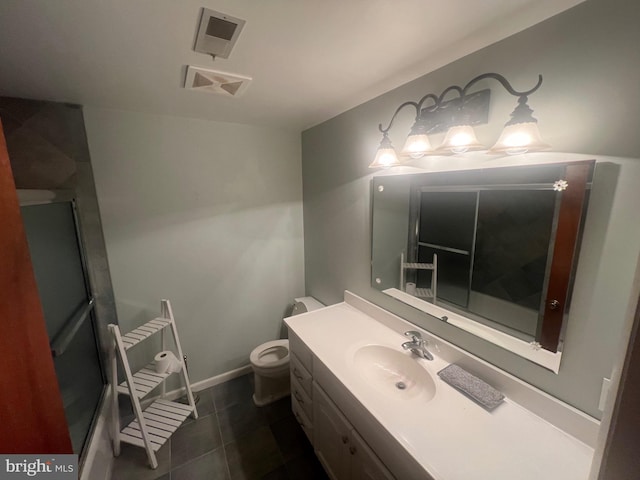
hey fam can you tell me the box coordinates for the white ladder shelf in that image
[109,299,198,469]
[400,252,438,301]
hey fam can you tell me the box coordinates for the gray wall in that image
[84,107,305,383]
[301,0,640,419]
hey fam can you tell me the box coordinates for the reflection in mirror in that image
[415,189,555,339]
[371,161,595,367]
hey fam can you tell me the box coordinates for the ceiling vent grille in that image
[194,8,245,59]
[184,66,252,97]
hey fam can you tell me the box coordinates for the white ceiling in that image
[0,0,583,131]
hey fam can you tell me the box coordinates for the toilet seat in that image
[250,339,290,371]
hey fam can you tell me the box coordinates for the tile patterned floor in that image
[111,374,328,479]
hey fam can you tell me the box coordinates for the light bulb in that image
[488,122,550,155]
[436,125,485,154]
[370,144,400,168]
[401,133,432,158]
[376,148,399,167]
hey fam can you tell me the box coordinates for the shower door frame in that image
[18,188,109,461]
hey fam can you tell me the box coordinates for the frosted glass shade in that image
[436,125,485,154]
[370,145,401,168]
[488,122,550,155]
[401,133,433,158]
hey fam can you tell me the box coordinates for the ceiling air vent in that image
[184,66,252,97]
[194,8,245,59]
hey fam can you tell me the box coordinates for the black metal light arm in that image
[379,73,543,135]
[435,85,464,106]
[461,72,543,98]
[378,101,419,134]
[416,93,440,112]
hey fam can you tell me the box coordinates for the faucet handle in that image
[404,330,423,342]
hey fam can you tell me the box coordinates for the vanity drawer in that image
[291,353,313,398]
[291,376,313,420]
[289,332,313,373]
[292,396,313,445]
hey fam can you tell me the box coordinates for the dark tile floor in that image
[111,374,328,480]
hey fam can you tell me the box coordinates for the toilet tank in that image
[290,296,325,316]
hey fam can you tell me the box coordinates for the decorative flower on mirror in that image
[553,180,568,191]
[529,341,543,351]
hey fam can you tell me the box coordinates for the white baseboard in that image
[191,364,253,392]
[142,364,253,405]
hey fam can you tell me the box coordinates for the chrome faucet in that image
[402,331,434,361]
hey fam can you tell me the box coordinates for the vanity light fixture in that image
[370,131,402,168]
[370,73,550,168]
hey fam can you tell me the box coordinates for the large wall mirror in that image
[371,161,594,371]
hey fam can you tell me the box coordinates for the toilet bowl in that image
[250,339,290,377]
[250,339,290,406]
[250,296,324,406]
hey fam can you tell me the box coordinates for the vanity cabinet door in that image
[314,382,352,480]
[350,430,395,480]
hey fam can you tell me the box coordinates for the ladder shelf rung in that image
[402,262,435,270]
[119,399,194,452]
[121,317,172,350]
[415,288,434,298]
[117,363,174,398]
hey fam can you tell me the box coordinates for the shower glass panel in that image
[21,201,105,454]
[472,190,556,313]
[417,191,477,307]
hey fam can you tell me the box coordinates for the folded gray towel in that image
[437,364,505,411]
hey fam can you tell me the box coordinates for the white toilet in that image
[250,296,324,406]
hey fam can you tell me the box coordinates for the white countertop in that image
[285,297,594,480]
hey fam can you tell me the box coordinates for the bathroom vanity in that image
[289,325,395,480]
[285,291,597,480]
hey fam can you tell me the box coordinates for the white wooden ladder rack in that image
[400,252,438,301]
[108,299,198,469]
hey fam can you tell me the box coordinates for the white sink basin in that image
[352,345,436,401]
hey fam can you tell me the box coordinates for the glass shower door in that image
[20,200,106,455]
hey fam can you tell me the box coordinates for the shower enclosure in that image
[20,192,106,455]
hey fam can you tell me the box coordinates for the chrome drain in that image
[395,381,407,390]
